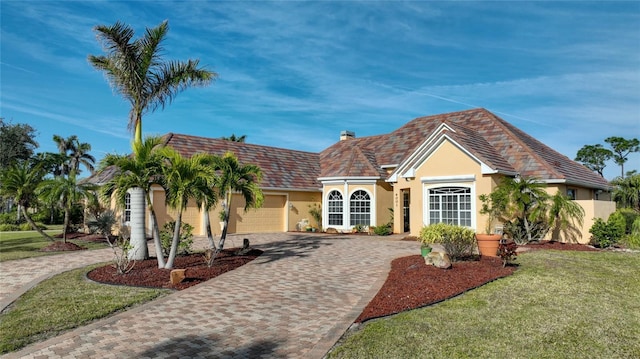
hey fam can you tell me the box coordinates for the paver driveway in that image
[2,233,418,358]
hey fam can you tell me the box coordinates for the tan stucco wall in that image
[375,181,394,227]
[287,191,322,231]
[394,139,497,237]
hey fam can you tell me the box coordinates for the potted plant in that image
[477,193,503,257]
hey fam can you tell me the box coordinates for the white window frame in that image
[327,190,344,226]
[349,189,372,227]
[422,175,476,229]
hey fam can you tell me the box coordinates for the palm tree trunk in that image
[21,206,55,241]
[203,209,217,251]
[164,210,183,269]
[62,208,70,243]
[217,192,232,251]
[127,187,149,260]
[145,192,166,268]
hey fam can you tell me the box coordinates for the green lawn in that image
[0,263,170,354]
[328,250,640,359]
[0,230,108,262]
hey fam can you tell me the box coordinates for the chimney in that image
[340,130,355,141]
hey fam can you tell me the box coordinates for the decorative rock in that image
[325,227,339,234]
[424,251,452,269]
[170,269,187,284]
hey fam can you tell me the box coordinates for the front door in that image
[403,190,410,232]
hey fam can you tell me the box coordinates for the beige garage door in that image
[230,194,286,233]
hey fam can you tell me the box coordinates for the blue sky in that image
[1,1,639,180]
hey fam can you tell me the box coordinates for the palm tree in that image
[612,174,640,211]
[38,171,97,242]
[221,134,247,143]
[547,192,585,243]
[88,20,216,145]
[215,152,264,252]
[159,148,218,269]
[100,136,166,263]
[52,135,96,175]
[0,162,54,241]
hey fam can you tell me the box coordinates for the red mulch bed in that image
[40,241,87,252]
[356,255,516,323]
[522,240,599,252]
[87,249,263,290]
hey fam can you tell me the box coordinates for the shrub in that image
[31,208,64,225]
[160,221,194,256]
[589,213,626,248]
[0,212,24,225]
[419,223,476,260]
[0,224,20,231]
[503,217,549,245]
[18,222,46,231]
[620,217,640,249]
[615,208,639,235]
[373,225,392,236]
[498,240,518,267]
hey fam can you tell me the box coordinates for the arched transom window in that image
[428,187,471,227]
[350,190,371,226]
[327,190,343,226]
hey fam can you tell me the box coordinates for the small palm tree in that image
[38,171,97,242]
[221,134,247,143]
[0,162,54,241]
[159,148,218,269]
[215,152,264,252]
[101,136,166,264]
[88,20,216,145]
[548,192,585,243]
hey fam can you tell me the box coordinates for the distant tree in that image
[605,137,640,178]
[612,174,640,212]
[88,20,216,146]
[0,162,54,240]
[52,135,96,175]
[221,134,247,143]
[38,171,97,242]
[0,118,38,171]
[575,144,612,177]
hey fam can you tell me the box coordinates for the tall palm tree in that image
[38,171,97,242]
[52,135,96,175]
[159,148,218,269]
[0,162,54,241]
[88,20,216,145]
[101,136,166,264]
[215,152,264,252]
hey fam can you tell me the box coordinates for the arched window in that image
[327,190,343,226]
[428,187,471,226]
[124,192,131,223]
[350,190,371,226]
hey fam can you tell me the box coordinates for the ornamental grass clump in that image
[419,223,476,261]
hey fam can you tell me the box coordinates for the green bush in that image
[31,208,64,225]
[620,217,640,249]
[372,225,392,236]
[419,223,476,260]
[615,208,639,235]
[589,213,626,249]
[18,222,47,231]
[160,221,194,256]
[0,212,24,225]
[0,224,20,231]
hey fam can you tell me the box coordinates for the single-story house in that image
[94,108,615,244]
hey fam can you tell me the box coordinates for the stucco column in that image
[127,187,149,260]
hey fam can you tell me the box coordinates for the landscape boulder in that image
[424,251,452,269]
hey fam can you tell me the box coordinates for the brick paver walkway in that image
[1,233,418,358]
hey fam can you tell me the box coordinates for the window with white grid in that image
[124,192,131,223]
[350,190,371,226]
[327,190,343,226]
[428,187,471,227]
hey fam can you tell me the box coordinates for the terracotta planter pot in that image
[476,234,502,257]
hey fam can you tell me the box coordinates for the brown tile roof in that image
[319,108,610,189]
[162,133,321,191]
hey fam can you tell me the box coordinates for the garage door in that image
[230,194,286,233]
